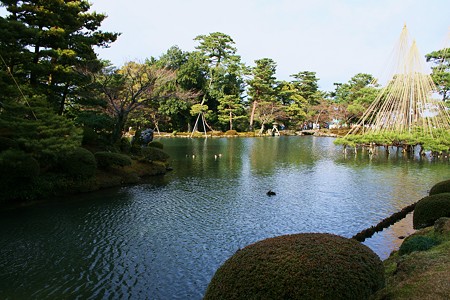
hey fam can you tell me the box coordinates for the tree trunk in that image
[249,101,257,130]
[112,110,128,144]
[58,85,70,115]
[30,43,40,86]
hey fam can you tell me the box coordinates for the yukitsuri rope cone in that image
[336,25,450,155]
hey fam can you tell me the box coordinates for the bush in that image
[81,127,98,146]
[413,193,450,229]
[141,147,170,162]
[204,233,385,300]
[60,147,97,179]
[119,137,132,154]
[0,150,40,202]
[429,179,450,196]
[148,141,163,149]
[224,129,238,136]
[95,151,132,169]
[0,150,40,181]
[398,235,439,255]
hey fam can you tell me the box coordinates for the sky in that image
[2,0,450,91]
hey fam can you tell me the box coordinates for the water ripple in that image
[0,137,448,299]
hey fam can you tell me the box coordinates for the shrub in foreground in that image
[413,193,450,229]
[141,147,170,162]
[0,150,40,202]
[204,233,385,300]
[95,151,132,169]
[429,179,450,196]
[398,235,439,255]
[60,147,97,179]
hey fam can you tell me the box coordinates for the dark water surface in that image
[0,136,448,299]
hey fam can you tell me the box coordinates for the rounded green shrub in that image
[81,127,98,146]
[148,141,164,149]
[398,235,439,255]
[224,129,238,136]
[0,149,40,180]
[413,193,450,229]
[95,151,132,169]
[60,147,97,179]
[204,233,385,300]
[141,147,170,162]
[0,150,41,203]
[119,137,132,154]
[429,179,450,196]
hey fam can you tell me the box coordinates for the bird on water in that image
[267,190,276,196]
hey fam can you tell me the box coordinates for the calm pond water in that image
[0,136,449,299]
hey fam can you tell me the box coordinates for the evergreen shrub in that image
[0,150,40,181]
[141,147,170,162]
[95,151,132,169]
[81,127,98,146]
[0,150,40,202]
[413,193,450,229]
[429,179,450,196]
[224,130,238,136]
[204,233,385,300]
[398,235,439,255]
[60,147,97,179]
[119,137,132,154]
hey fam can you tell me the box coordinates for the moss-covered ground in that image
[373,219,450,299]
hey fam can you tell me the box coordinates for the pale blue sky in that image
[2,0,449,91]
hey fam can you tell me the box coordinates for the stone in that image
[434,217,450,234]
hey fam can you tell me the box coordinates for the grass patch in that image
[373,219,450,299]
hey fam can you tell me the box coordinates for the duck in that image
[267,190,276,196]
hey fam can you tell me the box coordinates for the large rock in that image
[434,217,450,234]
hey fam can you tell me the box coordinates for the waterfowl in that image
[267,190,276,196]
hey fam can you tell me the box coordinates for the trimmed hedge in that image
[141,147,170,162]
[398,235,439,255]
[95,151,132,169]
[204,233,385,300]
[0,150,40,202]
[224,130,238,136]
[60,147,97,179]
[118,137,132,154]
[413,193,450,229]
[429,179,450,196]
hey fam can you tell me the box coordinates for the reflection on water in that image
[0,136,448,299]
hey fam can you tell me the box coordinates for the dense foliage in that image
[413,193,450,229]
[94,151,132,169]
[398,235,439,255]
[60,147,97,179]
[334,128,450,154]
[204,233,385,300]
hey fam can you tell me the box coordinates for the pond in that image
[0,136,448,299]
